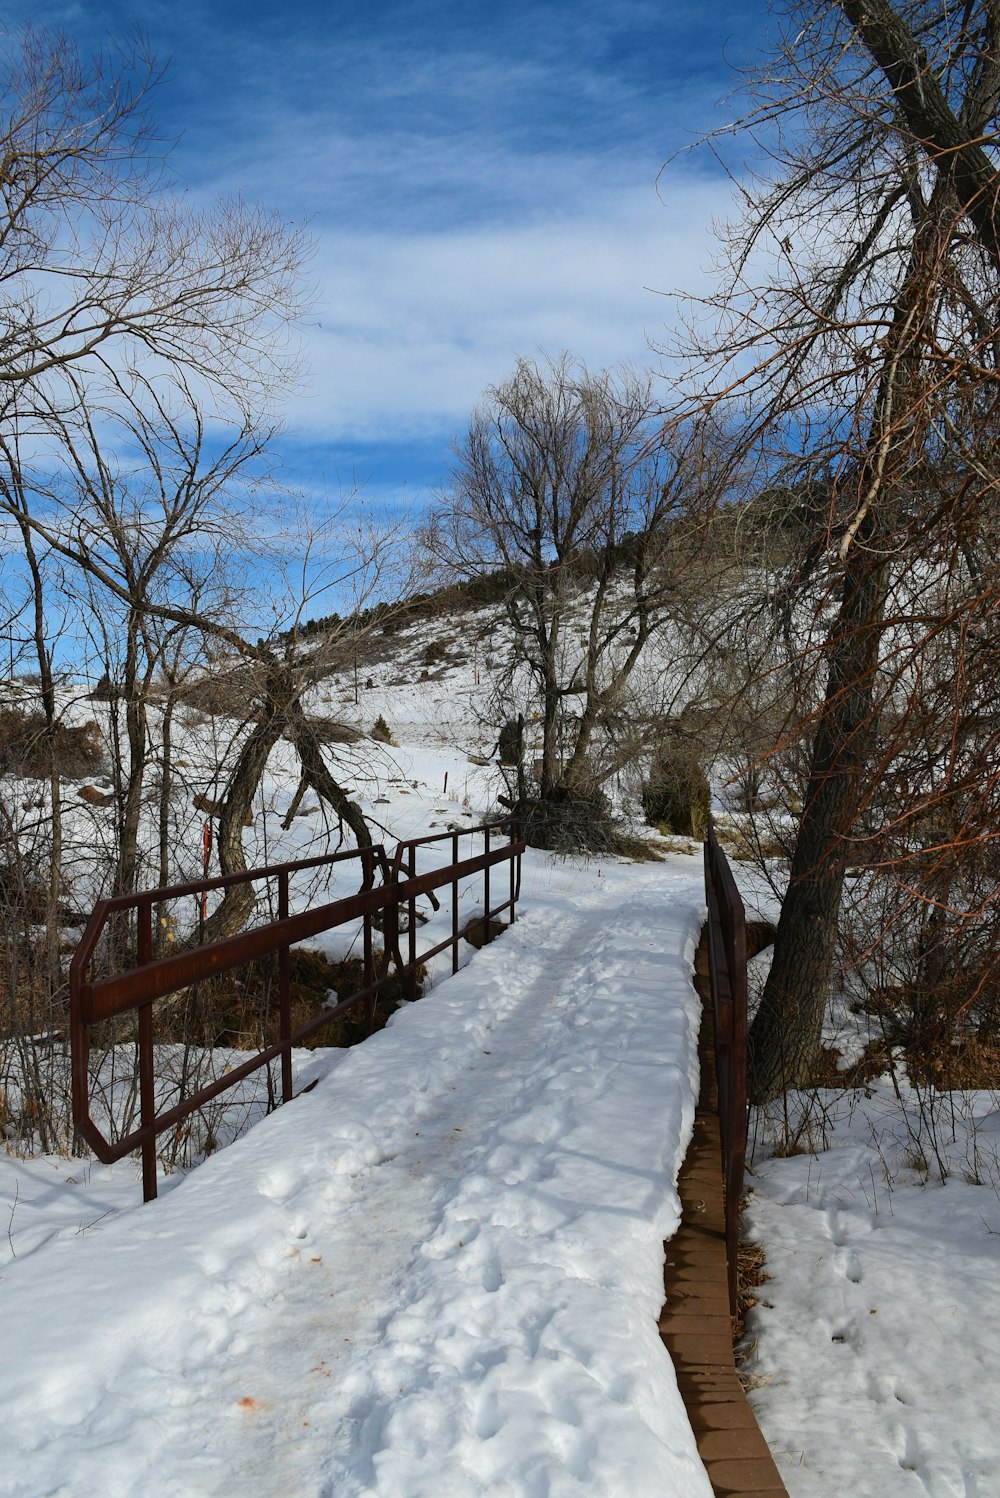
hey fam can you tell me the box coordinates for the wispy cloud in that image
[291,174,735,443]
[4,0,765,492]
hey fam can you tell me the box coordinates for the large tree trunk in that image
[198,674,289,945]
[839,0,1000,268]
[747,151,961,1102]
[748,539,888,1100]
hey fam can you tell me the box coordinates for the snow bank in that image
[744,1084,1000,1497]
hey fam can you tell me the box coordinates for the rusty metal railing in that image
[390,821,522,997]
[704,820,748,1317]
[70,821,524,1201]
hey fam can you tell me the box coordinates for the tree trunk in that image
[748,542,888,1099]
[748,182,948,1102]
[114,615,147,898]
[287,705,373,863]
[198,681,288,945]
[197,665,374,945]
[14,510,63,990]
[839,0,1000,268]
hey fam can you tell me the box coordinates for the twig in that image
[7,1180,18,1258]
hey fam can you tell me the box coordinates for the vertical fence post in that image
[705,822,749,1319]
[407,845,418,1001]
[452,830,460,974]
[379,889,397,1028]
[136,899,157,1203]
[482,824,491,945]
[278,869,292,1103]
[362,844,376,1030]
[363,904,375,1034]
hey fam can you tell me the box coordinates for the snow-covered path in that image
[1,856,713,1498]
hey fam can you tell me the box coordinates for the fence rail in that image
[70,821,524,1202]
[703,820,749,1317]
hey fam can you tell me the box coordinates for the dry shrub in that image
[745,919,778,959]
[642,730,710,839]
[0,709,105,779]
[0,863,50,926]
[840,879,1000,1090]
[807,1042,890,1089]
[152,948,423,1052]
[714,818,791,863]
[515,783,632,855]
[903,1034,1000,1090]
[421,639,449,667]
[176,669,260,720]
[295,714,362,745]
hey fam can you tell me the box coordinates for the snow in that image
[743,1083,1000,1498]
[0,853,713,1498]
[6,599,1000,1496]
[722,855,1000,1498]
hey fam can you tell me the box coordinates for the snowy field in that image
[744,1084,1000,1498]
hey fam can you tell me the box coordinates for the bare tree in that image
[428,355,730,847]
[0,28,306,409]
[4,437,408,927]
[670,1,1000,1099]
[0,26,424,1155]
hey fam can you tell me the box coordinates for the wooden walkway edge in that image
[658,931,788,1497]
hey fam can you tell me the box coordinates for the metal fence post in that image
[137,899,157,1203]
[278,869,292,1103]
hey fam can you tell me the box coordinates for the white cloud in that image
[287,172,737,442]
[0,3,752,487]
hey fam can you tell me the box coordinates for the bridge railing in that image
[703,820,749,1316]
[70,821,524,1202]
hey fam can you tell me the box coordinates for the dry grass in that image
[734,1220,771,1355]
[808,1042,890,1089]
[149,947,424,1052]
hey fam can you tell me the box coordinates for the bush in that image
[514,782,631,856]
[295,714,362,745]
[642,730,710,839]
[498,718,523,766]
[371,714,393,744]
[176,669,260,720]
[0,709,105,779]
[421,640,449,666]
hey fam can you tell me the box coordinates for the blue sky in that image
[17,0,774,516]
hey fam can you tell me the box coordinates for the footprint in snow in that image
[836,1248,863,1284]
[824,1206,850,1248]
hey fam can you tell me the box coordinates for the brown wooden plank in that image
[659,925,788,1498]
